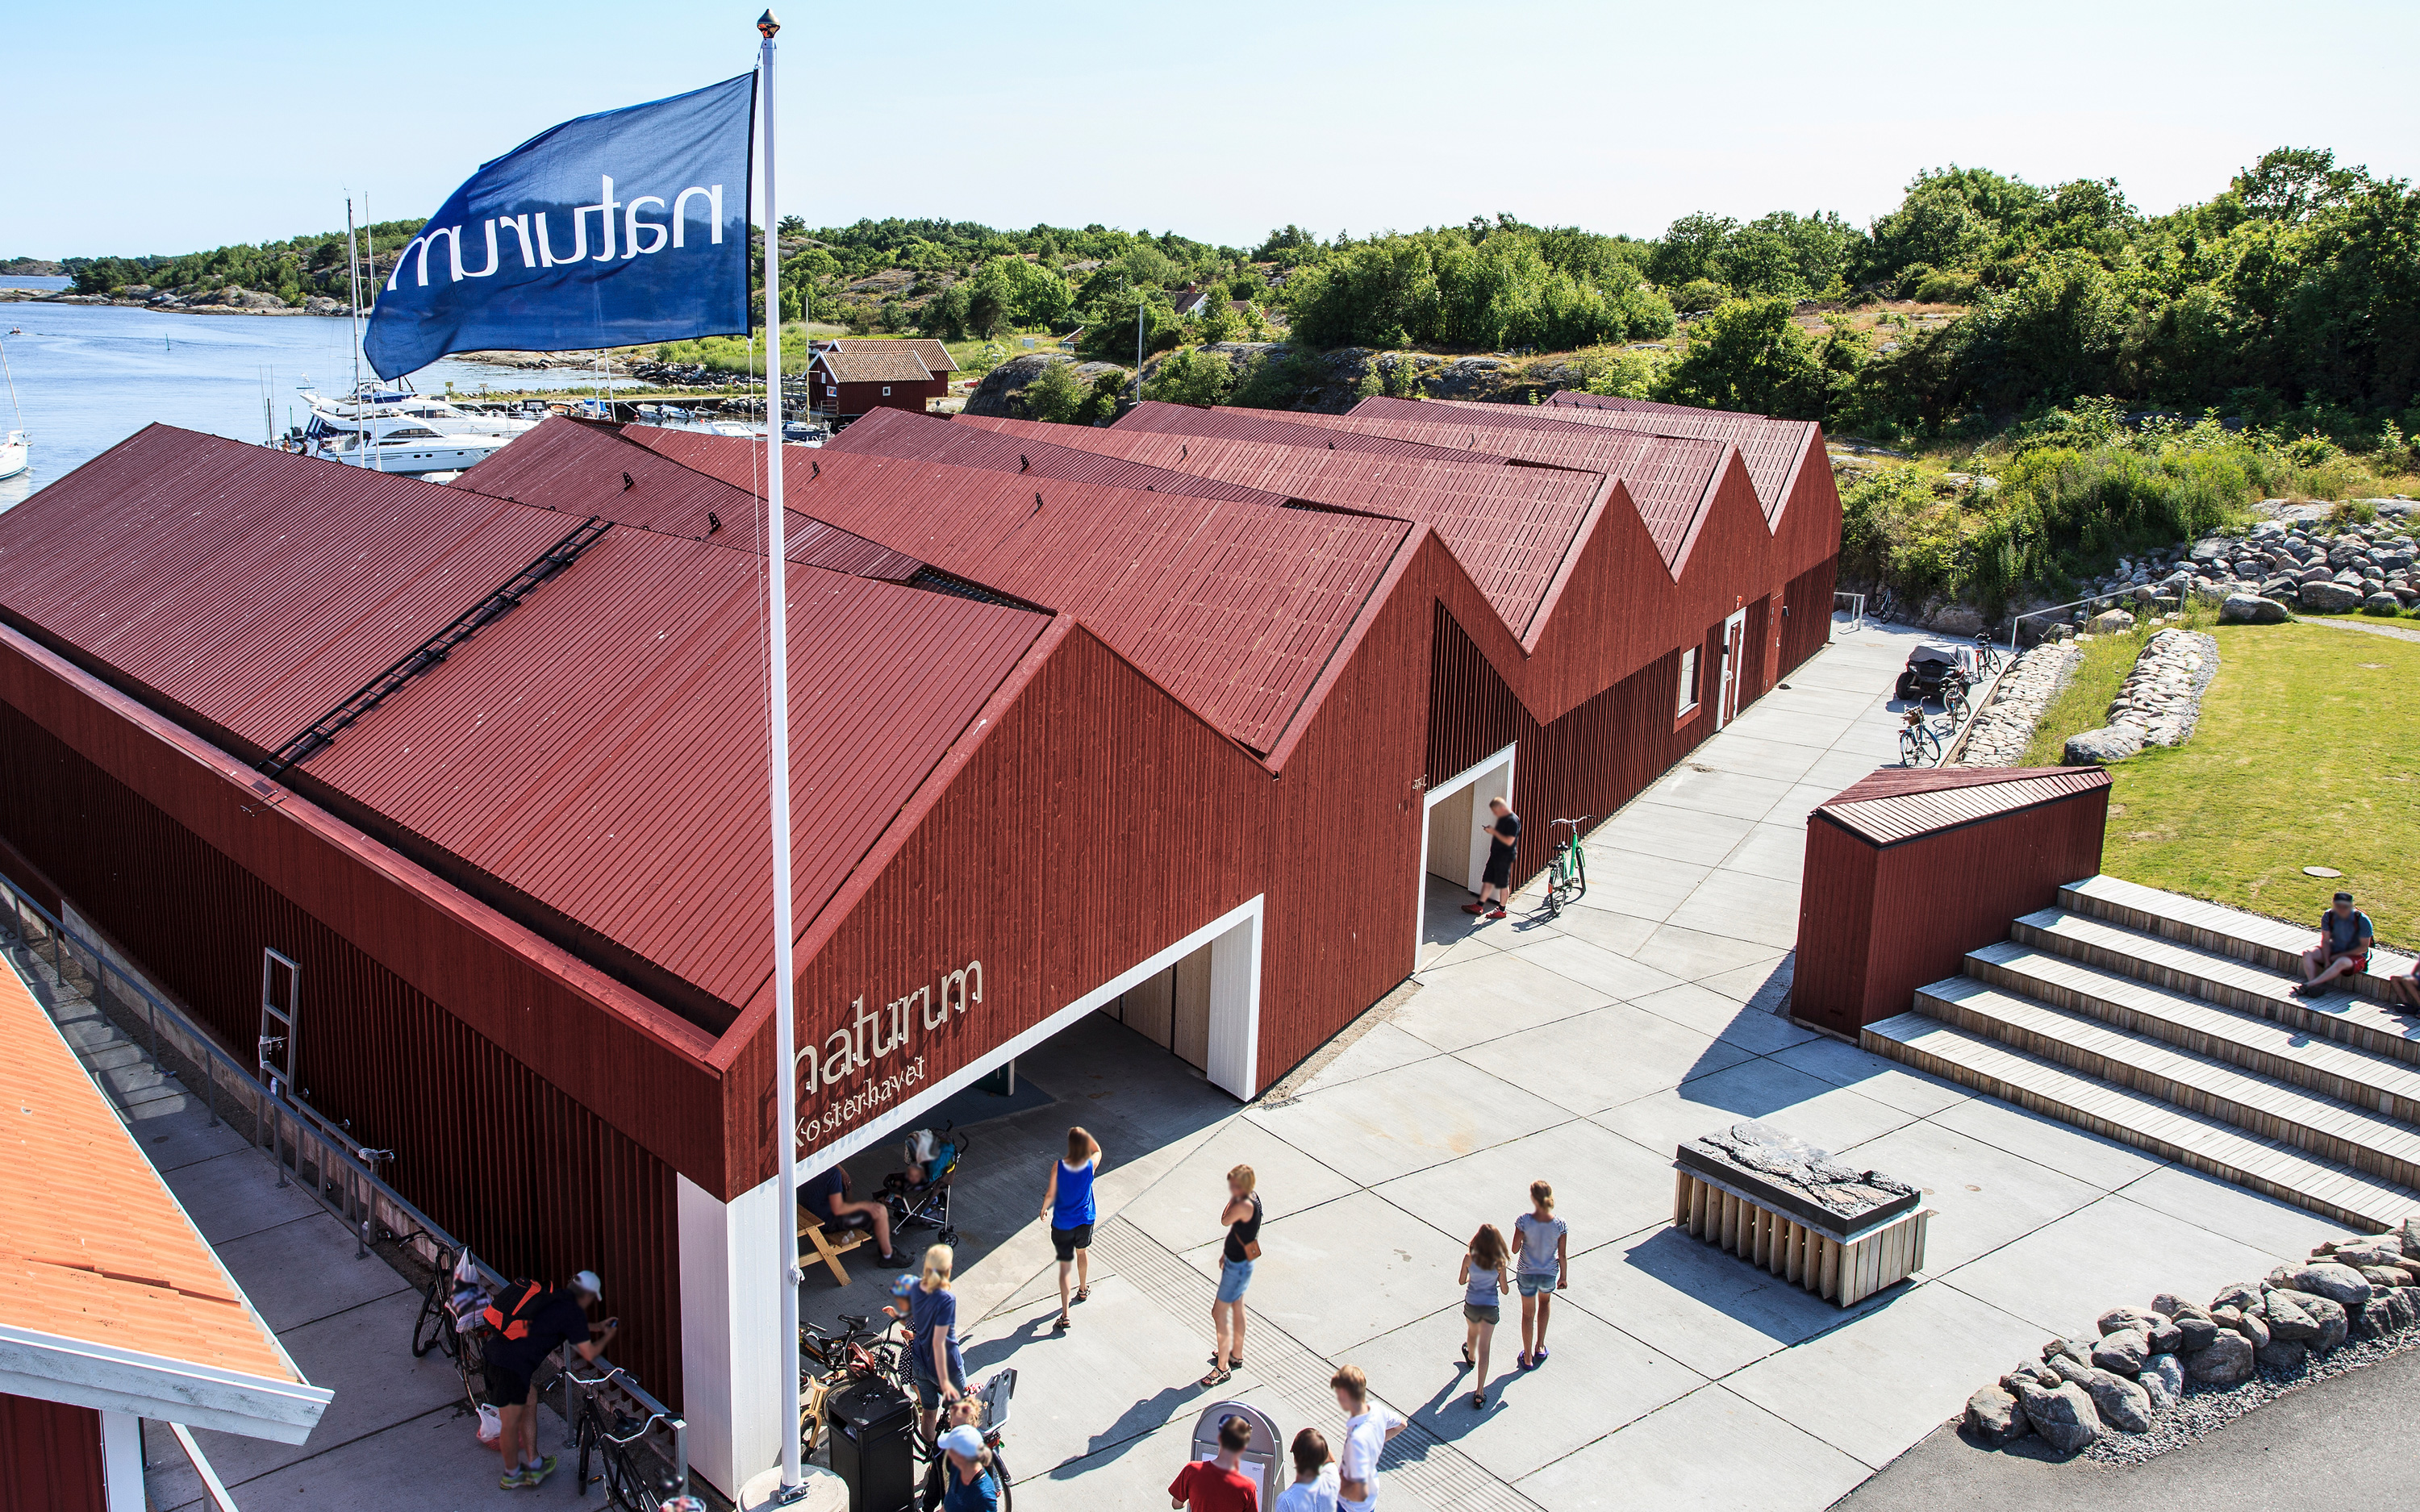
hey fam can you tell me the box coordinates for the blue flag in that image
[364,73,754,379]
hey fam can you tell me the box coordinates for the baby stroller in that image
[882,1125,966,1248]
[1895,644,1973,712]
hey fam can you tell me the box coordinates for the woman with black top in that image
[1202,1164,1262,1387]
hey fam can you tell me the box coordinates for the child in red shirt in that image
[1169,1414,1260,1512]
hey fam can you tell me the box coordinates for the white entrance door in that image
[1717,608,1748,729]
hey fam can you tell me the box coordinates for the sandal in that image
[1074,1286,1091,1304]
[1534,1344,1550,1365]
[1199,1367,1232,1388]
[1471,1391,1487,1409]
[1052,1313,1070,1332]
[1208,1353,1245,1369]
[1461,1343,1473,1365]
[1517,1352,1532,1370]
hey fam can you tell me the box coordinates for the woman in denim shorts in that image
[1513,1180,1569,1370]
[1202,1164,1261,1387]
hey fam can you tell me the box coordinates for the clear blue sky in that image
[15,0,2419,257]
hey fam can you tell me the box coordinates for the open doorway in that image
[1717,606,1748,729]
[1416,743,1516,960]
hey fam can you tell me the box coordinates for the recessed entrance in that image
[1417,744,1517,953]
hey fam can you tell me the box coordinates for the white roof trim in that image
[0,1322,332,1444]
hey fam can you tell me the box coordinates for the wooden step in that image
[1916,976,2420,1190]
[1966,940,2420,1122]
[2061,874,2417,1003]
[1861,1010,2418,1231]
[2012,908,2420,1067]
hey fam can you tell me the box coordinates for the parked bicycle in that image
[1943,678,1971,723]
[917,1367,1016,1512]
[407,1241,493,1420]
[1541,818,1589,916]
[1898,706,1945,767]
[565,1364,682,1511]
[1971,629,2004,675]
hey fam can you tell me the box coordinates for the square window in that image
[1677,646,1701,718]
[881,385,892,396]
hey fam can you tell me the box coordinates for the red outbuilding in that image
[804,337,958,419]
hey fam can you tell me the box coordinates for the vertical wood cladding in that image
[0,1393,104,1512]
[0,705,683,1406]
[1781,558,1837,676]
[1792,788,2109,1035]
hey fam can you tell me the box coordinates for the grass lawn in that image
[2072,622,2420,947]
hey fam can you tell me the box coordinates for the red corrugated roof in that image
[302,526,1045,1016]
[0,426,579,753]
[955,414,1604,639]
[1817,766,2110,846]
[615,435,1410,753]
[1393,396,1819,527]
[823,408,1288,507]
[1543,393,1714,419]
[466,419,927,581]
[1124,404,1728,573]
[1110,400,1517,463]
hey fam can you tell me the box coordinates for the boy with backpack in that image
[483,1269,616,1489]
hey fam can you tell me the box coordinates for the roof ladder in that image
[260,516,612,777]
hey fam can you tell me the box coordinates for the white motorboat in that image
[294,379,536,476]
[0,430,26,483]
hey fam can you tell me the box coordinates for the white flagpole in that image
[757,9,806,1499]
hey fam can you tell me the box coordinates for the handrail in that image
[0,870,685,1496]
[167,1422,241,1512]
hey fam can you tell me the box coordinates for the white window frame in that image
[1676,645,1702,719]
[880,385,891,397]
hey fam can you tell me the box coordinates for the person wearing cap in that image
[937,1422,1000,1512]
[1169,1413,1260,1511]
[2297,891,2376,997]
[486,1270,616,1490]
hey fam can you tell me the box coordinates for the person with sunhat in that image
[484,1268,616,1489]
[2296,891,2375,997]
[937,1422,1002,1512]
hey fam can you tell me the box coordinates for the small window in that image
[1677,646,1702,718]
[826,385,837,397]
[881,385,892,397]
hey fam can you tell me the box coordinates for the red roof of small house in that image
[1815,766,2111,847]
[814,349,935,385]
[824,338,959,375]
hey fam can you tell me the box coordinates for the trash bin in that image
[1190,1400,1283,1507]
[825,1376,916,1512]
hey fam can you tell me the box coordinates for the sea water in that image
[0,302,638,508]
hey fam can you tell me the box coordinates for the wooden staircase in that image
[1862,875,2420,1231]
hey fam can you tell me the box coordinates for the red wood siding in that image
[826,380,944,419]
[1780,557,1837,676]
[0,1393,104,1512]
[1792,785,2109,1035]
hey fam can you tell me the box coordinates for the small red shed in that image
[1792,766,2110,1037]
[807,338,958,419]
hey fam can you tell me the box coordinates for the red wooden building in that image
[0,384,1839,1493]
[804,337,957,419]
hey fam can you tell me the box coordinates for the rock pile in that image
[1952,643,2078,766]
[1964,1216,2420,1459]
[2060,629,2217,764]
[2163,508,2418,619]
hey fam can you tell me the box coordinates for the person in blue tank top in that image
[1040,1127,1102,1332]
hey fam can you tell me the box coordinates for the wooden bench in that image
[798,1209,874,1287]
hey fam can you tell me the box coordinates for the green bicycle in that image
[1544,817,1590,916]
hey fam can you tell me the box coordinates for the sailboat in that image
[0,333,27,483]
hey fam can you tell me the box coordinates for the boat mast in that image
[363,195,381,472]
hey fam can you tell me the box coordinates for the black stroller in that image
[881,1124,966,1248]
[1895,644,1973,713]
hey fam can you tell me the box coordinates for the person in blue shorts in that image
[1512,1181,1568,1370]
[1201,1164,1262,1387]
[1040,1127,1102,1331]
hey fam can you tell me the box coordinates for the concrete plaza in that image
[939,615,2354,1511]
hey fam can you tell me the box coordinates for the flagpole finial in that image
[757,9,779,36]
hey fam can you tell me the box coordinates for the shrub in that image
[1143,347,1237,406]
[1672,277,1729,314]
[1911,267,1980,304]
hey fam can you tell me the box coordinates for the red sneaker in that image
[1461,902,1486,914]
[1487,906,1507,919]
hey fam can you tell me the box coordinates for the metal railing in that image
[2010,587,2174,648]
[0,873,689,1497]
[166,1423,242,1512]
[1833,590,1867,631]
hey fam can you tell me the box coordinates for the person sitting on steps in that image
[2295,891,2374,998]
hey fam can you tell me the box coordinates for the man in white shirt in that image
[1330,1365,1405,1510]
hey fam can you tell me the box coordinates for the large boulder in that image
[2389,1288,2419,1331]
[2092,1329,2150,1374]
[2230,1310,2272,1351]
[2172,1312,2221,1352]
[2085,1370,2153,1433]
[2365,592,2403,615]
[2065,725,2146,765]
[2043,1337,2097,1369]
[2151,1293,2201,1318]
[1965,1384,2031,1446]
[2359,1297,2397,1339]
[2333,1239,2403,1268]
[2258,1338,2309,1372]
[2209,1282,2264,1313]
[2002,1358,2063,1393]
[2097,1306,2163,1335]
[2141,1352,2184,1409]
[2260,1289,2320,1342]
[2050,1355,2099,1388]
[2302,1294,2351,1352]
[2147,1316,2184,1354]
[2360,1266,2406,1290]
[2300,579,2364,613]
[2397,1217,2420,1259]
[2290,1262,2374,1309]
[2089,608,2138,634]
[2014,1379,2102,1454]
[2184,1331,2255,1385]
[2218,593,2267,624]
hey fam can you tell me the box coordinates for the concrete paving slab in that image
[1716,821,1811,884]
[1595,802,1759,868]
[182,1290,469,1485]
[1718,705,1857,750]
[1629,922,1786,985]
[1721,1278,2042,1469]
[1246,1055,1570,1188]
[213,1211,411,1334]
[1770,781,1846,828]
[1801,748,1898,792]
[1512,1382,1869,1512]
[2109,1160,2349,1262]
[1648,764,1797,823]
[1014,1385,1290,1509]
[1629,982,1815,1053]
[159,1393,570,1512]
[1293,1020,1442,1097]
[1186,1190,1465,1355]
[1767,681,1889,719]
[1667,868,1801,950]
[1593,1056,1917,1162]
[1775,651,1892,693]
[1372,1115,1686,1261]
[1454,1002,1754,1117]
[1924,1095,2166,1193]
[1565,1223,1871,1379]
[1500,933,1686,1005]
[1117,1116,1359,1256]
[1828,1117,2105,1274]
[122,1089,252,1173]
[1538,905,1659,957]
[159,1146,331,1245]
[1335,1293,1702,1482]
[1683,734,1823,786]
[1770,1037,1971,1118]
[1417,931,1504,973]
[1938,1192,2295,1337]
[1391,953,1608,1054]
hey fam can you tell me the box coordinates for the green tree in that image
[1143,347,1237,406]
[1652,298,1825,417]
[1016,359,1087,423]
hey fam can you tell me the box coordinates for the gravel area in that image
[2080,1318,2420,1466]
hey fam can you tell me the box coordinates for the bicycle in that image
[566,1365,682,1511]
[1898,706,1944,767]
[800,1310,908,1455]
[916,1367,1016,1512]
[407,1242,493,1418]
[1943,678,1971,724]
[1971,630,2003,675]
[1541,818,1589,917]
